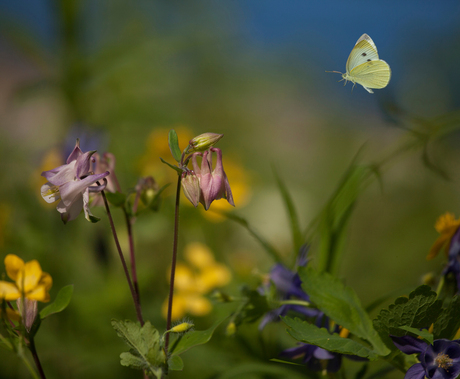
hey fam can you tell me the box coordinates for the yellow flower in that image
[0,255,52,302]
[427,213,460,260]
[162,242,231,320]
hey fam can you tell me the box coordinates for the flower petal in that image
[75,151,96,178]
[391,335,428,355]
[5,254,24,281]
[17,260,42,293]
[0,281,21,301]
[404,363,426,379]
[43,161,77,186]
[66,139,83,164]
[41,182,61,203]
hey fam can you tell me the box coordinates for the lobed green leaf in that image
[433,295,460,340]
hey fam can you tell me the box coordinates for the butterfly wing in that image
[349,60,391,93]
[346,34,380,73]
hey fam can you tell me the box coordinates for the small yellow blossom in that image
[162,242,232,320]
[0,255,52,302]
[427,213,460,260]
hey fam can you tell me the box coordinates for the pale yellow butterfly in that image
[328,33,391,93]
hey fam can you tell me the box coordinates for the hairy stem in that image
[164,175,182,355]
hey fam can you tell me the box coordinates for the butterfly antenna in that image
[325,70,343,74]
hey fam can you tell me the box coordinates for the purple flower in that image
[41,139,109,224]
[391,335,460,379]
[259,245,320,330]
[190,148,234,210]
[443,228,460,292]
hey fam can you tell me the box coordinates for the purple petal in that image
[313,347,335,360]
[43,161,77,186]
[59,172,109,207]
[66,139,83,164]
[391,335,428,355]
[57,197,83,224]
[404,364,426,379]
[326,354,342,373]
[75,151,96,179]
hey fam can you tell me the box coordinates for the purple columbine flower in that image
[41,139,109,224]
[190,147,234,210]
[391,335,460,379]
[443,227,460,292]
[259,245,320,330]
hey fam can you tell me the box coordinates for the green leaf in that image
[272,166,303,254]
[168,129,182,162]
[0,334,13,351]
[169,316,226,356]
[111,319,165,378]
[104,191,127,207]
[282,317,379,360]
[433,295,460,340]
[160,157,182,174]
[299,266,390,357]
[40,285,74,319]
[218,211,283,263]
[373,285,442,350]
[168,355,183,371]
[88,214,101,223]
[309,163,374,275]
[392,325,433,344]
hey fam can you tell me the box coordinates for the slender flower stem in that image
[100,188,144,325]
[28,336,46,379]
[164,174,182,355]
[277,299,311,307]
[124,209,141,304]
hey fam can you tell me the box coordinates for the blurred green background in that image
[1,1,460,378]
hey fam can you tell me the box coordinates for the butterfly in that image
[328,33,391,93]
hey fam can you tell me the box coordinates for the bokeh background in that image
[1,1,460,378]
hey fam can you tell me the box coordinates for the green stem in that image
[101,188,144,325]
[164,174,182,356]
[276,299,311,307]
[28,336,46,379]
[20,353,40,379]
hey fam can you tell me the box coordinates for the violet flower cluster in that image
[392,335,460,379]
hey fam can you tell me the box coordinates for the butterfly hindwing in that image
[349,60,391,90]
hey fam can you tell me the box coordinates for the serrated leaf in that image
[433,296,460,340]
[299,266,390,357]
[169,316,226,356]
[111,319,165,377]
[40,285,73,319]
[104,191,127,207]
[168,355,184,371]
[373,285,442,350]
[282,317,379,360]
[168,129,182,162]
[391,325,433,344]
[160,157,182,174]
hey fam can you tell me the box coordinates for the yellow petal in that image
[196,264,232,292]
[17,260,42,293]
[0,308,21,322]
[185,295,212,316]
[435,213,460,233]
[0,281,21,301]
[185,242,215,269]
[4,254,24,281]
[162,294,187,321]
[427,234,450,260]
[26,286,49,302]
[39,272,53,291]
[173,264,196,291]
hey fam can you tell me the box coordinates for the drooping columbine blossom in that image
[41,139,109,224]
[391,335,460,379]
[190,147,234,210]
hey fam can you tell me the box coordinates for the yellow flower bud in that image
[188,133,224,153]
[169,322,194,333]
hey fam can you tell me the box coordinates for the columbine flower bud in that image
[137,176,160,207]
[169,322,194,333]
[181,171,201,207]
[188,133,224,153]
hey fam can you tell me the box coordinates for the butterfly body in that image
[331,33,391,93]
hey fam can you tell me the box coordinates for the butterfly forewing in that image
[346,36,380,74]
[349,60,391,89]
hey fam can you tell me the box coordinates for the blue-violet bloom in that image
[391,335,460,379]
[41,139,109,224]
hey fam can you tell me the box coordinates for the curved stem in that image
[124,209,141,305]
[28,336,46,379]
[100,189,144,325]
[164,175,182,355]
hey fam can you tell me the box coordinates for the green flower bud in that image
[188,133,224,153]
